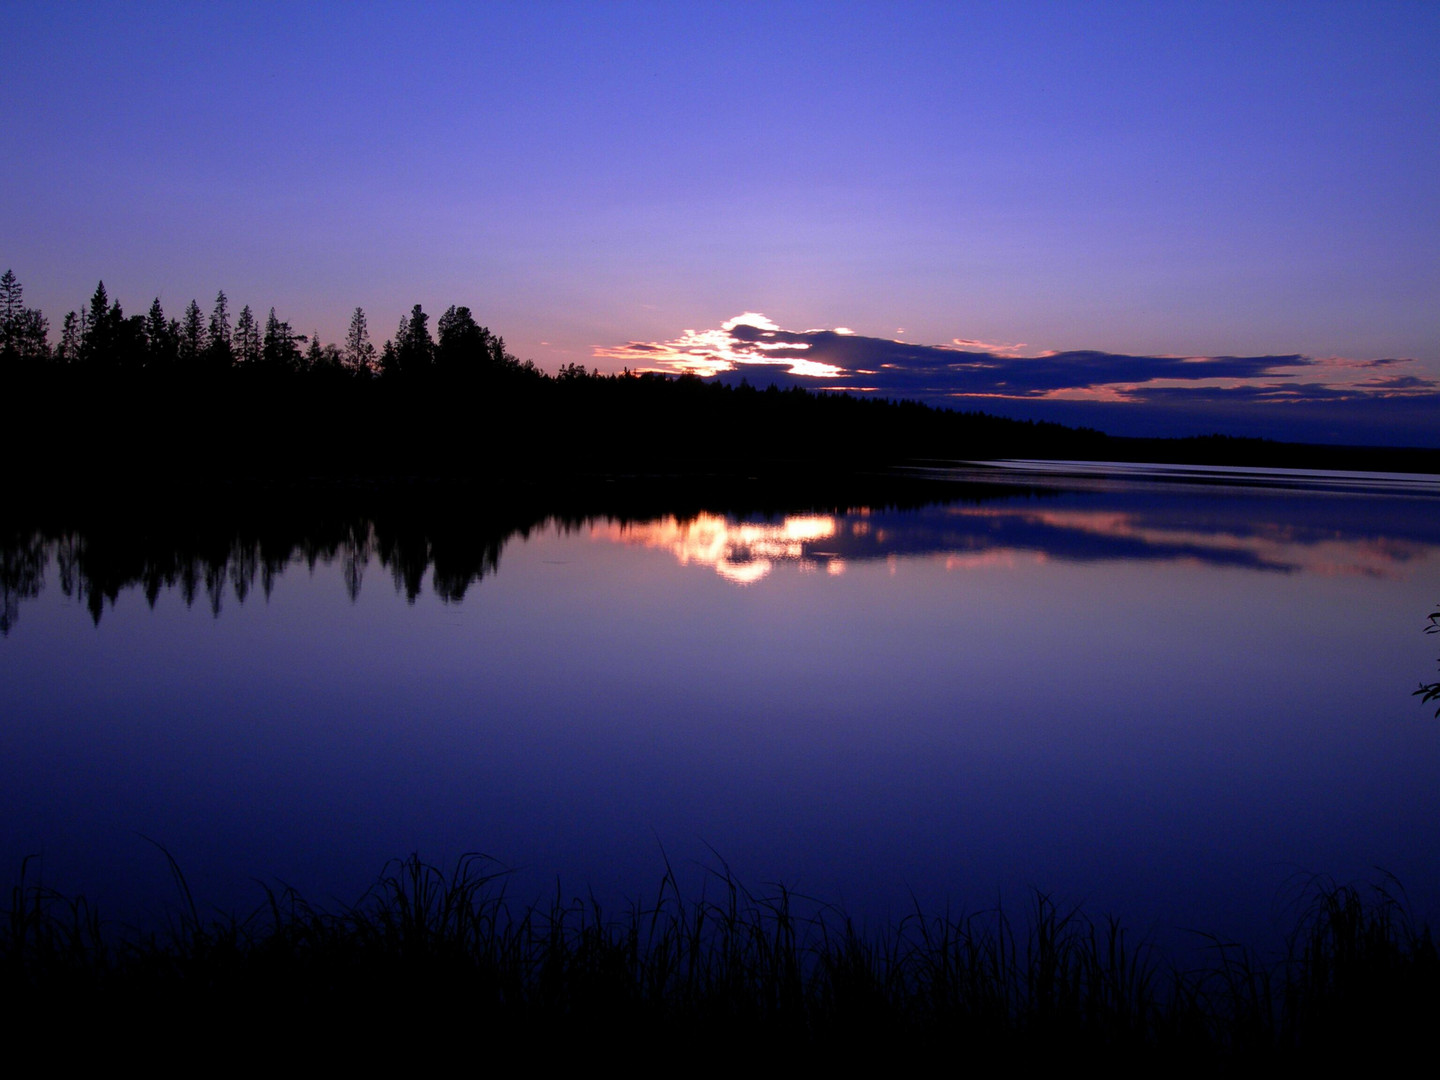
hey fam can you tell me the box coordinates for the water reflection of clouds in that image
[966,507,1432,578]
[596,502,1437,584]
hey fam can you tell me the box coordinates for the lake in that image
[4,461,1439,954]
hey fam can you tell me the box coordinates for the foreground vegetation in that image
[6,854,1436,1066]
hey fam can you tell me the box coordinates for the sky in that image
[3,2,1436,445]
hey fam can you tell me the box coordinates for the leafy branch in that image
[1416,606,1440,717]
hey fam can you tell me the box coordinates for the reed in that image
[4,854,1435,1066]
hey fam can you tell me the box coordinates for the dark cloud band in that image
[598,316,1438,445]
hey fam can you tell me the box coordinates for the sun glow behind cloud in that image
[594,312,846,379]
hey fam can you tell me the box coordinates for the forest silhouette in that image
[4,270,1437,487]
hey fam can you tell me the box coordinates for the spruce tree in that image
[0,270,21,353]
[261,307,302,369]
[343,307,375,375]
[207,291,233,370]
[58,312,81,364]
[395,304,433,375]
[0,269,43,364]
[178,300,207,365]
[86,292,127,368]
[82,282,112,366]
[234,305,261,364]
[305,330,323,371]
[146,298,178,368]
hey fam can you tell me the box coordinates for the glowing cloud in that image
[594,315,1440,444]
[594,312,846,379]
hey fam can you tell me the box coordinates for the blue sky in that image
[3,2,1436,444]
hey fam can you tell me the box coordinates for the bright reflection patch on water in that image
[593,513,841,584]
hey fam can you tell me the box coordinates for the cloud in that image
[600,314,1316,396]
[1355,374,1438,391]
[1126,384,1355,404]
[595,314,1440,445]
[952,336,1028,357]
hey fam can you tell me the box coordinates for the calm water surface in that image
[4,462,1439,950]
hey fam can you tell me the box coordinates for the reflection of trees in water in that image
[377,520,432,604]
[342,520,371,603]
[432,534,504,603]
[0,506,538,631]
[0,529,46,635]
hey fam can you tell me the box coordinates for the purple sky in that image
[4,2,1436,444]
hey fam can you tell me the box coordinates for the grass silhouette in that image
[6,852,1437,1066]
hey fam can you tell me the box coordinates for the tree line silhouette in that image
[5,269,1437,484]
[1,271,533,382]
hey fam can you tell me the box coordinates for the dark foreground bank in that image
[6,854,1436,1068]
